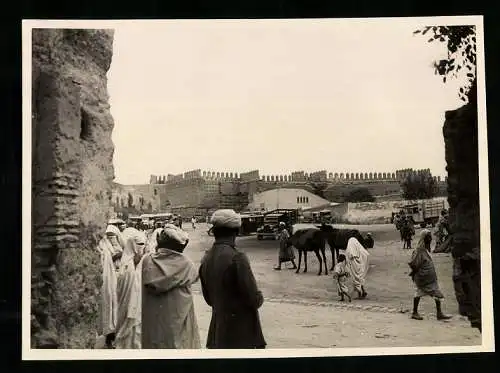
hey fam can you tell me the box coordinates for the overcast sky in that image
[107,20,466,185]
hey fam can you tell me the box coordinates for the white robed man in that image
[122,226,147,250]
[141,224,201,349]
[95,234,119,348]
[345,237,370,299]
[115,227,145,349]
[105,224,125,270]
[144,227,163,254]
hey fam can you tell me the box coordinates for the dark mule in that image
[317,225,374,270]
[288,228,328,275]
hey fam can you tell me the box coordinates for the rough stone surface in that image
[32,29,115,348]
[442,81,481,330]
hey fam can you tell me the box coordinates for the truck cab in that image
[256,209,298,240]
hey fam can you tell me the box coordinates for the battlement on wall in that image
[149,168,445,185]
[150,169,242,185]
[258,170,402,183]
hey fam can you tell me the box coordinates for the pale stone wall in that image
[31,29,115,348]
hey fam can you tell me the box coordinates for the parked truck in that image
[400,199,445,228]
[256,209,299,240]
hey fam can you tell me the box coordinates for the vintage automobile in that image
[206,213,264,236]
[239,213,265,236]
[256,209,299,240]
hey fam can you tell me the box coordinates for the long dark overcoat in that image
[199,237,266,349]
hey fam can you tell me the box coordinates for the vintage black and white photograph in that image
[23,17,493,359]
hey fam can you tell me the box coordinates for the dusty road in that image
[180,223,481,348]
[192,293,480,348]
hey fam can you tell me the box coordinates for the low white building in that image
[247,188,331,212]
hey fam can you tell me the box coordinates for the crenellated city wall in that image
[149,168,445,185]
[129,167,448,215]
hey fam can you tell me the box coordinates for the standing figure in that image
[191,216,197,230]
[199,209,266,349]
[274,222,297,270]
[115,228,145,349]
[95,235,119,348]
[401,217,415,249]
[395,213,404,242]
[105,224,125,270]
[408,229,452,321]
[145,227,162,254]
[345,237,370,299]
[141,225,201,349]
[434,210,449,251]
[332,251,351,302]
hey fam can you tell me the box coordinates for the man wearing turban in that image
[141,224,201,349]
[199,209,266,349]
[408,229,452,321]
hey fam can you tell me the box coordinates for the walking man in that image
[198,209,266,349]
[408,229,452,321]
[274,222,297,270]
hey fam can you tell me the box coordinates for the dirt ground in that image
[182,223,481,348]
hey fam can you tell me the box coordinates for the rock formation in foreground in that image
[443,81,482,331]
[31,29,115,348]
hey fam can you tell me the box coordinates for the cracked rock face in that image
[31,29,115,348]
[443,82,481,330]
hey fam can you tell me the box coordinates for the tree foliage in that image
[343,187,375,203]
[414,25,476,102]
[310,181,329,199]
[401,172,437,200]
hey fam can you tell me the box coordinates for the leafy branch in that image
[414,25,476,102]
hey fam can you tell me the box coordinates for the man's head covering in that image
[367,232,372,236]
[210,209,242,228]
[122,226,146,245]
[420,229,432,239]
[106,224,121,236]
[105,224,125,250]
[120,227,146,268]
[416,229,432,250]
[279,221,286,227]
[157,224,189,248]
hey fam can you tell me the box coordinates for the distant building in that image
[247,188,331,212]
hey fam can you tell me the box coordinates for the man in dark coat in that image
[199,209,266,349]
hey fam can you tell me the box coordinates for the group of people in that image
[394,209,450,252]
[273,222,370,301]
[394,212,416,249]
[96,207,456,350]
[272,217,452,321]
[96,208,266,350]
